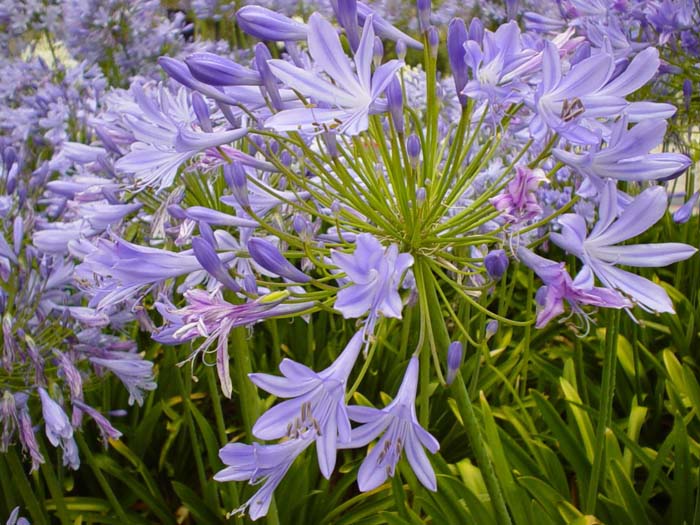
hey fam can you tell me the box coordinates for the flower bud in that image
[335,0,360,51]
[191,92,212,132]
[505,0,519,19]
[446,341,463,385]
[417,0,431,32]
[416,187,426,205]
[186,53,261,86]
[673,191,699,224]
[248,237,311,283]
[447,18,468,105]
[373,36,384,68]
[407,134,421,166]
[396,39,407,60]
[485,320,498,341]
[386,77,404,133]
[427,27,439,58]
[683,79,693,112]
[484,249,509,280]
[223,161,250,209]
[236,6,308,41]
[255,43,283,110]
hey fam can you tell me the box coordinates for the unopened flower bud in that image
[396,39,407,60]
[427,27,439,58]
[248,237,311,283]
[335,0,360,51]
[416,187,426,205]
[446,341,463,385]
[448,19,468,105]
[673,191,699,224]
[387,78,404,133]
[485,320,498,341]
[191,92,212,132]
[373,36,384,68]
[484,249,509,280]
[683,79,693,112]
[407,134,421,166]
[417,0,431,32]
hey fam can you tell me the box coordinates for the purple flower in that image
[215,435,315,521]
[346,357,439,491]
[489,166,546,224]
[265,13,403,135]
[518,246,630,328]
[550,180,698,313]
[331,234,413,335]
[249,329,365,478]
[38,387,79,470]
[73,400,122,444]
[553,119,690,185]
[89,353,156,406]
[156,290,311,398]
[185,53,261,86]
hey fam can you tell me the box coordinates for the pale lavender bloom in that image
[331,234,414,336]
[89,354,156,406]
[532,43,675,143]
[71,235,219,309]
[249,329,365,478]
[156,290,310,398]
[38,387,79,470]
[550,180,698,313]
[265,13,403,135]
[38,387,73,447]
[553,119,691,185]
[518,246,630,328]
[215,435,315,521]
[115,84,247,192]
[73,400,122,444]
[484,249,509,279]
[185,53,262,86]
[16,399,44,472]
[490,166,546,224]
[347,357,439,491]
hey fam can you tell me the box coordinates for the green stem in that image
[230,326,260,438]
[4,449,48,525]
[451,374,513,525]
[584,310,620,513]
[75,432,130,523]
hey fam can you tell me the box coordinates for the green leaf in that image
[172,480,223,525]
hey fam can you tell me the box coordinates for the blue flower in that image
[265,13,403,135]
[249,329,365,478]
[550,180,698,313]
[215,435,315,521]
[331,234,413,336]
[346,357,439,491]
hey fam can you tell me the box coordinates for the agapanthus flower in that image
[518,246,630,328]
[5,506,30,525]
[331,233,414,336]
[156,290,312,397]
[346,357,440,491]
[550,180,698,313]
[553,119,690,189]
[215,434,315,521]
[265,13,403,135]
[490,166,546,225]
[249,329,365,478]
[89,353,156,406]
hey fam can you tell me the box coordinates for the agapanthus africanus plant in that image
[58,0,698,521]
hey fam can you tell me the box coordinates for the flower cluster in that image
[1,0,699,520]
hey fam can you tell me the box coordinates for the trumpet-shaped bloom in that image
[518,246,630,328]
[346,357,439,491]
[265,13,403,135]
[215,435,315,521]
[331,233,413,335]
[553,119,690,184]
[550,180,698,313]
[249,329,365,478]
